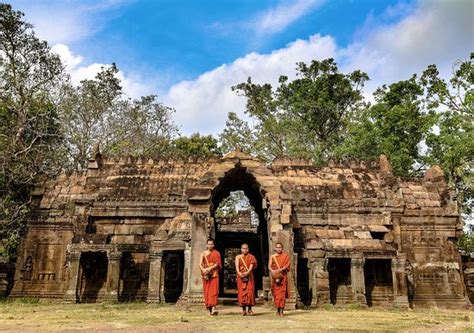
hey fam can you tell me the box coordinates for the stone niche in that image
[7,152,471,309]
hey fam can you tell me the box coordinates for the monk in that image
[268,242,290,317]
[199,238,222,315]
[235,243,257,316]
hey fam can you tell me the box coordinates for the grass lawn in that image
[0,299,472,332]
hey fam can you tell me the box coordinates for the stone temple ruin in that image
[8,149,472,308]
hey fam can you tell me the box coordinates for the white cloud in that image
[252,0,324,35]
[46,0,472,137]
[340,0,473,100]
[51,43,152,98]
[163,34,337,135]
[8,0,131,44]
[164,0,472,135]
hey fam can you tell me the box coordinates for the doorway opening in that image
[364,259,393,306]
[328,258,351,305]
[162,251,184,303]
[212,167,269,299]
[119,252,149,301]
[78,252,108,302]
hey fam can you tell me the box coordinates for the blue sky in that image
[7,0,473,134]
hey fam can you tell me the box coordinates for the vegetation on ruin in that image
[0,3,472,259]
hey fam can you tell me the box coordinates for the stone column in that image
[183,212,208,304]
[182,247,191,295]
[351,257,366,305]
[64,251,81,303]
[147,251,164,303]
[392,255,409,308]
[104,251,121,301]
[310,258,329,307]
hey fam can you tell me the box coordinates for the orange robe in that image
[236,253,257,306]
[270,253,290,308]
[201,249,222,307]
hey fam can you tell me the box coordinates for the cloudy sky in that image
[8,0,473,135]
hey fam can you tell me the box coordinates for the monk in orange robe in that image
[199,238,222,315]
[268,242,290,317]
[235,243,257,316]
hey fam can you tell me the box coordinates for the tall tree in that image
[231,58,368,163]
[171,133,221,158]
[0,4,67,258]
[106,95,178,158]
[218,112,256,155]
[60,64,122,170]
[61,65,180,168]
[421,54,473,216]
[337,76,436,175]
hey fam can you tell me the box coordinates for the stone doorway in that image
[211,167,270,299]
[364,259,393,306]
[163,251,184,303]
[119,252,149,301]
[328,258,351,305]
[78,252,108,302]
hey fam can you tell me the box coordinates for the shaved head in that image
[241,243,249,255]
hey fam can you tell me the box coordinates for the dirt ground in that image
[0,299,472,333]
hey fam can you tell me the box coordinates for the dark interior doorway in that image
[79,252,108,302]
[119,252,149,301]
[364,259,393,306]
[212,167,269,299]
[163,251,184,303]
[294,228,312,306]
[328,258,351,305]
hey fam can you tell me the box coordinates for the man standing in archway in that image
[199,238,222,315]
[235,243,257,316]
[269,242,290,317]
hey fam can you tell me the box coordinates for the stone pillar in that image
[351,257,366,305]
[182,247,191,295]
[392,255,409,308]
[183,212,208,303]
[147,251,164,303]
[310,258,329,307]
[104,251,121,302]
[64,251,81,303]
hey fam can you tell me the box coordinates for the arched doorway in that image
[210,166,270,299]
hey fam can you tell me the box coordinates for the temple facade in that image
[9,150,471,308]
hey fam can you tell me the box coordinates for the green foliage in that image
[337,75,436,175]
[458,229,474,254]
[218,112,256,155]
[61,66,180,169]
[171,133,221,158]
[0,4,67,259]
[421,55,473,216]
[231,58,368,163]
[215,191,258,225]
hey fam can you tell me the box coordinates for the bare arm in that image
[235,255,241,276]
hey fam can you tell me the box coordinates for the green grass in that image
[0,299,472,332]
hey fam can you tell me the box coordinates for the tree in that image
[60,64,122,170]
[0,4,67,258]
[171,133,221,158]
[61,65,179,168]
[218,112,256,155]
[421,54,473,216]
[337,76,436,175]
[231,58,368,163]
[105,95,179,158]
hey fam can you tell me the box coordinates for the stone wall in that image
[8,151,471,308]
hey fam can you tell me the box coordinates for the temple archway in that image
[210,167,270,299]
